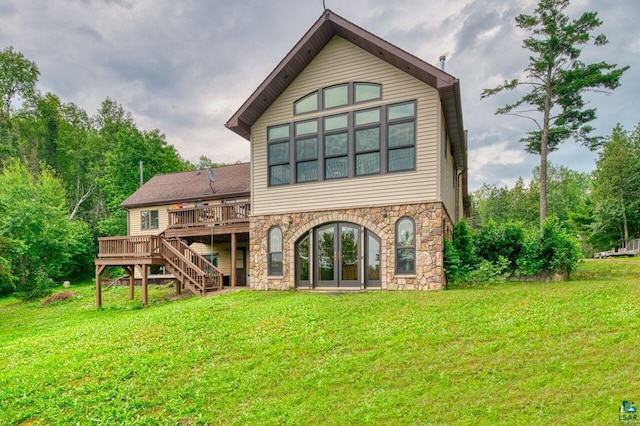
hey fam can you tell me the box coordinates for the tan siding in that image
[128,206,170,236]
[439,108,457,221]
[251,36,440,215]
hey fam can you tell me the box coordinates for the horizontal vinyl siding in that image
[439,109,457,222]
[128,206,169,236]
[190,242,249,276]
[252,36,439,215]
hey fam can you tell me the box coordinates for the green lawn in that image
[1,259,639,425]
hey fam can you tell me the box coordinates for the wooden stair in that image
[159,237,223,296]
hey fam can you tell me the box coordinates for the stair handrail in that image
[159,238,208,294]
[168,238,223,291]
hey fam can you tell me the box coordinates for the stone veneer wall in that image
[250,202,452,291]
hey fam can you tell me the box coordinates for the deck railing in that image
[98,235,162,258]
[168,202,250,230]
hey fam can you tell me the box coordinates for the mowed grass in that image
[1,259,639,425]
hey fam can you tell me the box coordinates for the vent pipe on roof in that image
[439,55,446,71]
[139,161,144,187]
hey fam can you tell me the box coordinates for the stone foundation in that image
[250,202,452,291]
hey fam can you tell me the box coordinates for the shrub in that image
[474,221,524,272]
[516,217,581,278]
[452,220,477,268]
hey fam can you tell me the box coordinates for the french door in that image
[315,223,360,288]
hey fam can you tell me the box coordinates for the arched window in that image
[396,217,415,274]
[268,226,283,276]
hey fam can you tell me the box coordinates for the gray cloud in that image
[0,0,637,191]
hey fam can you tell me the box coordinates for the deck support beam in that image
[95,264,106,308]
[140,264,148,307]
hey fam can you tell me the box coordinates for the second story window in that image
[268,97,417,187]
[387,102,416,172]
[141,210,159,230]
[268,124,291,186]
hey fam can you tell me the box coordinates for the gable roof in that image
[120,162,250,208]
[225,9,466,170]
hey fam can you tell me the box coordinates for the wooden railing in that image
[159,238,223,294]
[98,235,162,258]
[168,202,250,230]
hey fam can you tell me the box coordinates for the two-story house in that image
[95,9,468,305]
[226,9,469,291]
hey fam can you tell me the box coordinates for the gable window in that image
[354,83,381,103]
[294,82,381,116]
[323,84,349,109]
[141,210,159,230]
[269,96,417,187]
[294,92,319,115]
[268,226,283,276]
[396,217,415,274]
[268,124,291,186]
[387,102,416,172]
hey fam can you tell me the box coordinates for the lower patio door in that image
[315,223,360,288]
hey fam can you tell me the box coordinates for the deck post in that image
[141,264,148,307]
[231,232,237,288]
[95,264,105,307]
[123,266,135,300]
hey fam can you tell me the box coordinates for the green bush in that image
[474,221,524,272]
[452,220,477,267]
[15,265,54,301]
[446,217,581,287]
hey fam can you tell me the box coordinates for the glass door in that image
[315,224,336,287]
[314,223,360,288]
[339,224,359,287]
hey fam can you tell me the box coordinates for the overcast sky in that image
[1,0,637,191]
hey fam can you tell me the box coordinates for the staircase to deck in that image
[159,237,223,295]
[97,234,224,296]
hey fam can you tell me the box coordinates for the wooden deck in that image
[96,202,251,307]
[163,202,250,239]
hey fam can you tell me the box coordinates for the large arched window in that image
[268,226,283,276]
[396,217,415,274]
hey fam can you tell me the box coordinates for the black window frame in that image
[293,82,382,116]
[270,93,418,188]
[387,101,417,174]
[267,123,292,186]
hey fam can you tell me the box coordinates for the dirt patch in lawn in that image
[42,291,76,306]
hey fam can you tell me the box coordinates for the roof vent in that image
[439,55,446,71]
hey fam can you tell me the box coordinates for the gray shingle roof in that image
[120,162,250,208]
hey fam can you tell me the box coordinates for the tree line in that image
[471,123,640,256]
[0,46,222,299]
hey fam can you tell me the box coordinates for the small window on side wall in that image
[396,217,415,274]
[141,210,159,230]
[268,226,283,276]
